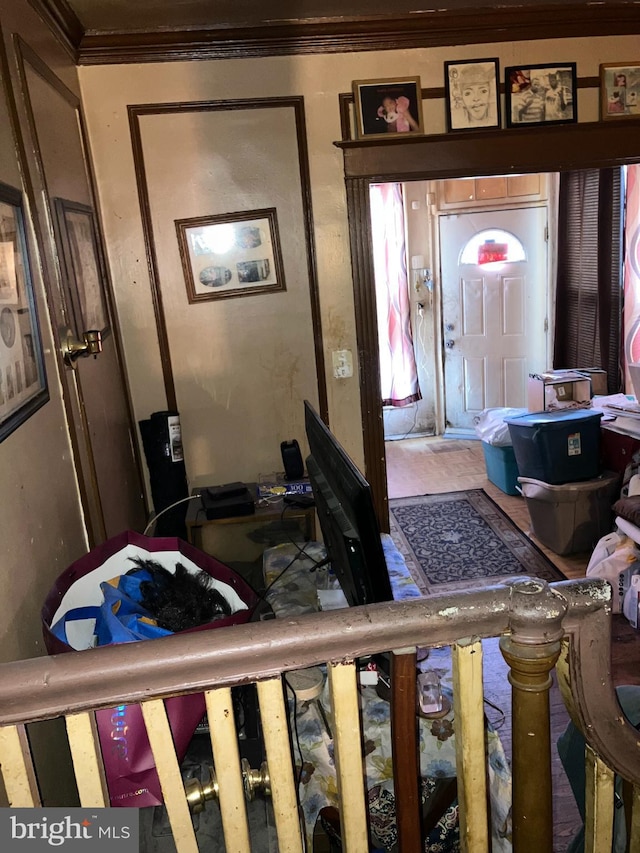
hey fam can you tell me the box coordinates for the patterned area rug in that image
[389,489,566,595]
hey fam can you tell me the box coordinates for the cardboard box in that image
[576,368,608,396]
[527,370,592,412]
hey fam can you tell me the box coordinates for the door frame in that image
[5,35,147,545]
[339,120,640,531]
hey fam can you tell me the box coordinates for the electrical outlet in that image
[332,349,353,379]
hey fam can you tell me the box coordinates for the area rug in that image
[389,489,566,595]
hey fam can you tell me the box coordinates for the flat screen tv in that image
[304,401,392,607]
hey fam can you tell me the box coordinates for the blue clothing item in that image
[50,568,172,647]
[557,685,640,853]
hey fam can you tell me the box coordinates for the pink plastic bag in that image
[41,530,259,808]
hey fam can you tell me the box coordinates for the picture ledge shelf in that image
[333,119,640,180]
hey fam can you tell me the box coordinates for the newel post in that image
[499,578,567,852]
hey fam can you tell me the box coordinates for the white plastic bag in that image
[586,531,640,613]
[473,407,527,446]
[623,575,640,629]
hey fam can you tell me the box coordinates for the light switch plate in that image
[332,349,353,379]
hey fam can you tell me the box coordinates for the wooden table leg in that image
[390,649,422,852]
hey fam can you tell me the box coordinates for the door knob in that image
[445,339,455,348]
[62,329,103,367]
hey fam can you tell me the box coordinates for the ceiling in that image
[35,0,640,64]
[61,0,588,34]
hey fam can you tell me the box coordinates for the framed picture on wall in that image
[352,77,424,139]
[53,198,110,336]
[175,208,286,303]
[599,63,640,119]
[0,181,48,443]
[505,63,577,127]
[444,59,501,131]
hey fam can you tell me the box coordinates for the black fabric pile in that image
[127,557,232,632]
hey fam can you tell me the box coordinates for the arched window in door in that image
[460,228,526,265]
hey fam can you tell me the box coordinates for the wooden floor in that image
[386,436,589,579]
[385,435,640,851]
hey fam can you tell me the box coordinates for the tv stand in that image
[185,483,316,561]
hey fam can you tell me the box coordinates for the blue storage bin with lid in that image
[481,441,520,495]
[505,409,603,485]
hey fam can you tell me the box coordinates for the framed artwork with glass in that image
[175,208,286,303]
[352,77,424,139]
[505,63,577,127]
[53,198,110,336]
[600,63,640,119]
[0,181,48,442]
[444,59,501,131]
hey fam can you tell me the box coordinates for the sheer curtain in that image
[370,183,421,407]
[623,165,640,390]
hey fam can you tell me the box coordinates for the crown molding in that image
[76,3,640,65]
[28,0,83,59]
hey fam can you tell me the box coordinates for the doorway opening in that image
[372,174,554,469]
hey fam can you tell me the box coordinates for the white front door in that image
[439,207,549,432]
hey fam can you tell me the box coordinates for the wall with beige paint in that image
[79,34,638,478]
[136,104,319,485]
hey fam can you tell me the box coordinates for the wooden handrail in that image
[2,576,640,846]
[1,580,519,725]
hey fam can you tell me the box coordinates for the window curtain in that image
[370,183,421,407]
[553,168,623,393]
[623,165,640,390]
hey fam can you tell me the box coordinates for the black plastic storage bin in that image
[505,409,603,485]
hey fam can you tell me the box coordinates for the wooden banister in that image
[0,576,638,853]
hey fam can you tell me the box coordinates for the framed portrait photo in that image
[352,77,424,140]
[176,208,286,303]
[600,63,640,119]
[505,63,577,128]
[445,59,501,131]
[0,181,48,443]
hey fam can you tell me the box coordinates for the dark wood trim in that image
[337,119,640,180]
[75,4,640,65]
[27,0,81,61]
[390,651,422,851]
[127,108,177,411]
[14,35,79,108]
[128,97,328,424]
[291,98,329,424]
[340,119,640,528]
[338,94,352,161]
[345,177,388,532]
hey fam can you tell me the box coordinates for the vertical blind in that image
[553,168,623,393]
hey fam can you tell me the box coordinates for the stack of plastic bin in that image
[475,407,528,496]
[505,410,619,556]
